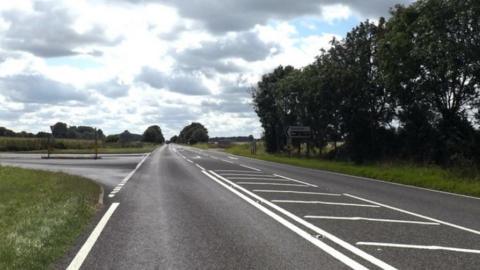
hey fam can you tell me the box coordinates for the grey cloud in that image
[137,67,210,95]
[0,74,88,104]
[174,31,279,75]
[1,2,121,57]
[89,79,130,98]
[121,0,412,33]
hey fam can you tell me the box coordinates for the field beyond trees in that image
[0,166,100,269]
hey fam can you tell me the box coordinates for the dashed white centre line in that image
[67,203,120,270]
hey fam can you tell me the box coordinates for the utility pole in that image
[94,128,98,160]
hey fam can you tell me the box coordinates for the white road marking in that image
[237,182,308,187]
[274,174,317,187]
[209,171,396,270]
[344,193,480,236]
[218,173,276,177]
[215,170,263,173]
[67,203,120,270]
[356,242,480,254]
[228,156,239,160]
[272,200,380,208]
[221,159,234,164]
[227,177,289,181]
[195,164,205,171]
[253,190,341,196]
[239,164,261,171]
[201,171,368,270]
[108,153,150,198]
[186,159,193,163]
[304,216,440,225]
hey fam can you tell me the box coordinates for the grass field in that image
[0,166,100,269]
[224,143,480,198]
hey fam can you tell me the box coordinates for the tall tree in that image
[143,125,165,144]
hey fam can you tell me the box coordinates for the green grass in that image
[225,143,480,198]
[0,166,100,270]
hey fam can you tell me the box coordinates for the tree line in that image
[1,123,166,144]
[253,0,480,166]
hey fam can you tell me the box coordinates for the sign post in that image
[286,126,311,157]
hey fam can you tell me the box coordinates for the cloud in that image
[136,67,210,95]
[121,0,411,32]
[173,31,279,75]
[0,1,121,57]
[89,79,129,98]
[0,73,88,104]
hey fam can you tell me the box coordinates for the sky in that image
[0,0,411,138]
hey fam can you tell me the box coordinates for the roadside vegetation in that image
[225,143,480,198]
[0,166,100,269]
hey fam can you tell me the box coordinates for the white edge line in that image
[272,200,380,208]
[201,170,368,270]
[304,216,440,225]
[239,164,261,171]
[356,242,480,254]
[344,193,480,236]
[274,174,317,187]
[67,203,120,270]
[209,171,396,270]
[253,190,341,196]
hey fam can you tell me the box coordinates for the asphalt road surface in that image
[2,146,480,269]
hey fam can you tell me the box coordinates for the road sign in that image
[287,126,311,138]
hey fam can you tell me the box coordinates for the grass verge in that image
[225,143,480,198]
[0,166,100,269]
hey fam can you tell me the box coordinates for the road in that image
[2,145,480,269]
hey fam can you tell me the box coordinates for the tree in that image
[142,125,165,144]
[252,66,295,152]
[381,0,480,164]
[50,122,68,138]
[169,135,178,143]
[178,123,209,144]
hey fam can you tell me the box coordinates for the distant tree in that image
[0,127,16,137]
[35,132,51,138]
[118,130,141,145]
[50,122,68,138]
[178,122,209,144]
[142,125,165,144]
[105,134,119,143]
[169,135,178,143]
